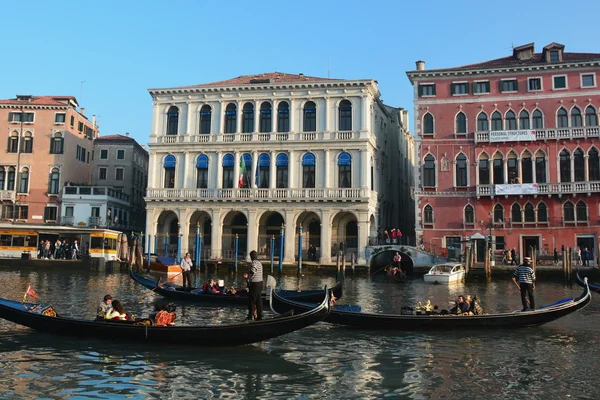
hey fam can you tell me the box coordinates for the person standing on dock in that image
[512,257,536,311]
[180,253,193,290]
[244,250,263,321]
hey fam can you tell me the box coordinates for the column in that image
[517,158,522,183]
[584,155,589,181]
[252,151,258,188]
[254,100,260,133]
[361,96,369,131]
[320,97,327,133]
[270,150,276,189]
[324,97,332,132]
[503,159,508,184]
[246,210,258,260]
[233,152,240,188]
[211,209,222,259]
[361,149,368,188]
[186,102,194,135]
[151,103,159,137]
[236,101,242,133]
[289,150,296,188]
[531,157,536,184]
[150,153,158,188]
[475,159,480,185]
[216,152,223,189]
[324,149,330,188]
[320,209,332,264]
[570,156,575,182]
[182,152,189,188]
[284,209,296,263]
[216,101,224,134]
[181,210,190,256]
[357,214,369,265]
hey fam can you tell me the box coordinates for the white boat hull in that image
[423,271,465,284]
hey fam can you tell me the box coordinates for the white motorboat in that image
[423,263,465,284]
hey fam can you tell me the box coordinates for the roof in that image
[96,134,136,142]
[0,95,78,106]
[451,51,600,71]
[174,72,338,89]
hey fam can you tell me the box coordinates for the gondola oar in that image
[137,271,183,301]
[512,280,530,306]
[370,263,393,276]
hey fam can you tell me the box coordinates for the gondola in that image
[270,278,591,330]
[0,288,330,347]
[130,269,343,305]
[575,270,600,293]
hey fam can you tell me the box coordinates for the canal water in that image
[0,266,598,399]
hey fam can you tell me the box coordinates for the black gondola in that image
[270,279,590,330]
[130,269,343,305]
[0,288,330,346]
[575,270,600,293]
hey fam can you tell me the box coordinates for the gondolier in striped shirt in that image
[244,250,263,321]
[512,257,536,311]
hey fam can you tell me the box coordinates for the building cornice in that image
[0,104,71,111]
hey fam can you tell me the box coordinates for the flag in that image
[254,159,260,188]
[238,156,246,188]
[23,286,39,302]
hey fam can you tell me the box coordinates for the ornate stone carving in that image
[440,156,450,172]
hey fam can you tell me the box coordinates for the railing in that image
[0,190,16,201]
[477,181,600,196]
[60,216,75,226]
[63,186,130,203]
[474,126,600,143]
[88,217,105,226]
[146,187,372,202]
[154,130,368,144]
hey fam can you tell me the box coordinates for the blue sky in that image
[2,1,600,145]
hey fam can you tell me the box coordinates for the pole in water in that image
[195,223,200,270]
[176,224,182,263]
[298,225,303,275]
[198,234,202,273]
[147,233,151,272]
[279,224,284,272]
[164,233,168,257]
[270,235,275,274]
[234,234,239,273]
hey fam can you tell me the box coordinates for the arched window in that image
[563,201,575,221]
[48,167,60,195]
[302,153,316,188]
[423,205,433,224]
[22,132,33,153]
[493,152,504,184]
[277,102,289,133]
[560,149,571,182]
[303,101,316,132]
[478,153,490,185]
[491,111,503,131]
[242,102,254,133]
[222,154,234,188]
[338,152,352,188]
[493,204,504,223]
[511,203,522,223]
[505,110,517,130]
[259,102,272,133]
[196,155,209,189]
[532,109,544,129]
[163,155,176,188]
[477,112,489,131]
[524,202,535,222]
[240,153,252,188]
[464,204,474,224]
[537,202,548,222]
[507,152,519,183]
[19,167,29,193]
[455,112,467,134]
[557,107,568,128]
[423,113,434,134]
[423,154,436,187]
[576,200,588,221]
[6,167,15,190]
[571,107,582,127]
[339,100,352,131]
[199,105,211,134]
[535,150,547,183]
[521,150,533,183]
[574,148,585,181]
[276,153,288,188]
[456,153,467,187]
[519,110,530,129]
[585,106,598,126]
[7,131,18,153]
[589,147,600,181]
[50,132,64,154]
[0,167,5,190]
[225,103,237,133]
[257,153,270,188]
[166,106,179,135]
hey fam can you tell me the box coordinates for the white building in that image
[145,72,410,264]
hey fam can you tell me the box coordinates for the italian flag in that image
[238,156,246,188]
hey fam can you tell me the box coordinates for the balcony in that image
[60,216,75,226]
[146,187,372,203]
[477,181,600,197]
[474,126,600,143]
[153,130,367,145]
[63,186,130,205]
[0,190,16,202]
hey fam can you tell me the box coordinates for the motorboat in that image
[423,263,465,284]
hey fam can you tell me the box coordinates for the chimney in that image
[416,60,425,71]
[80,107,85,115]
[125,132,130,137]
[92,115,96,126]
[299,73,304,76]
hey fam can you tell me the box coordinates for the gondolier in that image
[512,257,536,311]
[244,250,263,321]
[180,253,193,290]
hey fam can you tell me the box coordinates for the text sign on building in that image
[489,130,536,142]
[495,183,538,195]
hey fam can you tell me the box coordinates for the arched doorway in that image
[156,210,179,258]
[296,211,321,261]
[222,211,248,259]
[188,211,212,261]
[331,211,358,259]
[258,211,284,259]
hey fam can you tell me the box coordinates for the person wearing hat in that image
[243,250,263,321]
[512,256,536,311]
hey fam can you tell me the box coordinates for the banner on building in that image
[489,130,536,142]
[495,183,538,195]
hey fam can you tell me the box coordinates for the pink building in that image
[0,95,98,224]
[407,43,600,262]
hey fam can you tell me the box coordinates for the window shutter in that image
[450,83,455,95]
[465,83,470,95]
[498,80,503,93]
[418,85,423,96]
[432,84,436,96]
[472,82,477,94]
[7,136,11,152]
[514,80,519,92]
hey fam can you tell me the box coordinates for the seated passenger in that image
[97,294,113,319]
[217,279,226,293]
[450,295,470,314]
[469,295,484,315]
[104,299,127,320]
[153,303,177,326]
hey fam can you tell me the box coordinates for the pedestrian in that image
[243,250,263,321]
[576,247,582,266]
[180,252,193,290]
[553,248,559,265]
[582,247,590,267]
[512,256,536,311]
[510,247,517,265]
[72,239,79,260]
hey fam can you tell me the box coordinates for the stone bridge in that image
[366,245,453,272]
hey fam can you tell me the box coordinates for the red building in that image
[407,42,600,263]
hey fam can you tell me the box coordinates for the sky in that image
[2,0,600,146]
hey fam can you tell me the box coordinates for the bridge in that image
[366,245,454,271]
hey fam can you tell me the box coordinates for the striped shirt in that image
[513,264,536,284]
[248,259,263,283]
